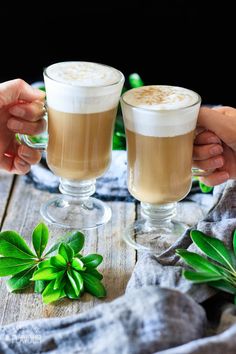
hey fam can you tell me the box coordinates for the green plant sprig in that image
[0,223,106,304]
[176,229,236,303]
[199,181,214,193]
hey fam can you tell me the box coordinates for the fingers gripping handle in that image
[17,108,48,150]
[17,134,47,150]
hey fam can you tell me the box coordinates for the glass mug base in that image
[40,196,112,230]
[123,218,188,254]
[122,202,188,254]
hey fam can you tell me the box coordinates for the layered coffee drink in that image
[44,62,123,180]
[121,86,201,204]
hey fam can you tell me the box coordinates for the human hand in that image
[0,79,46,174]
[193,106,236,186]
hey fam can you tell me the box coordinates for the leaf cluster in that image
[0,223,106,304]
[176,230,236,303]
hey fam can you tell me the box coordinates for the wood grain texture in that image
[0,176,136,325]
[0,172,14,227]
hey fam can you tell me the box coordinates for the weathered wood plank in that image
[0,171,14,226]
[0,176,136,325]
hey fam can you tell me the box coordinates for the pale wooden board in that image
[0,176,136,325]
[0,171,14,226]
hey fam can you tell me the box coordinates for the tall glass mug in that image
[120,85,201,253]
[20,62,124,229]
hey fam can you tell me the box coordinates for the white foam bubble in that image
[44,62,124,113]
[121,85,201,137]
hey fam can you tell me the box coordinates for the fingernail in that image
[209,145,223,156]
[7,119,24,131]
[9,106,25,118]
[207,137,222,144]
[214,157,224,168]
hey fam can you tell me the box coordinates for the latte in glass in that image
[121,85,201,204]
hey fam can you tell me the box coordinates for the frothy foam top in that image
[46,62,121,87]
[123,85,199,110]
[44,62,124,114]
[121,85,201,137]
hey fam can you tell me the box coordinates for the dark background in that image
[0,1,235,106]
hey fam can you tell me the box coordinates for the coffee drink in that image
[121,85,201,204]
[47,107,117,180]
[44,62,124,180]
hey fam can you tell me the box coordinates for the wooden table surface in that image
[0,170,207,326]
[0,170,136,325]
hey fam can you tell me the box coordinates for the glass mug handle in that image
[17,134,47,150]
[192,167,214,177]
[17,110,48,150]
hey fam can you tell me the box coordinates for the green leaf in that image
[54,271,66,290]
[44,243,59,256]
[32,223,49,258]
[42,280,63,304]
[34,280,47,293]
[65,231,85,254]
[0,231,36,259]
[65,282,80,299]
[209,279,236,295]
[128,73,144,88]
[190,230,234,269]
[45,231,85,256]
[6,267,35,292]
[183,270,223,283]
[80,254,103,268]
[199,181,214,193]
[0,257,36,276]
[176,249,225,275]
[233,230,236,257]
[72,270,84,293]
[67,270,80,296]
[58,243,74,262]
[113,133,126,150]
[84,268,103,280]
[71,258,85,271]
[50,254,67,269]
[32,267,59,281]
[82,273,106,298]
[38,259,51,269]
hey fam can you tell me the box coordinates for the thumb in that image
[197,107,236,149]
[0,79,45,108]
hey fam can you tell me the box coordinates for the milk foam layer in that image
[44,62,124,114]
[121,85,201,137]
[46,62,122,87]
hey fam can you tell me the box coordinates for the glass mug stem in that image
[141,202,177,226]
[59,178,96,199]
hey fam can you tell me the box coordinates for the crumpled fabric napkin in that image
[1,161,236,353]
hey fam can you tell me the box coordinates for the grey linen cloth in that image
[1,164,236,353]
